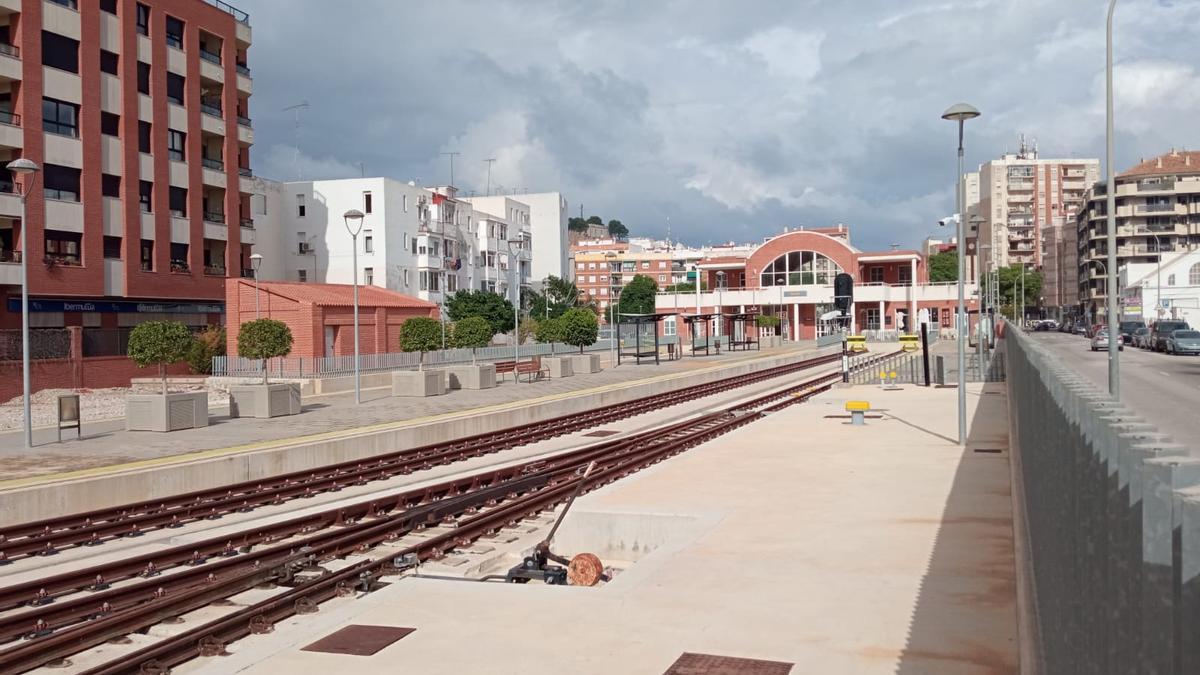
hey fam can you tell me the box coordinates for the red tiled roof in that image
[248,280,437,309]
[1119,150,1200,178]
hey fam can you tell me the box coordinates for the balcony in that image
[204,265,227,277]
[205,0,249,25]
[199,49,221,65]
[203,211,226,224]
[1137,178,1176,192]
[200,101,223,118]
[0,43,17,59]
[240,217,254,229]
[202,157,224,171]
[238,166,252,177]
[236,63,250,76]
[1135,202,1176,214]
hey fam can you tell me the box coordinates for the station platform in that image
[199,380,1017,675]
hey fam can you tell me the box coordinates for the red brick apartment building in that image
[0,0,255,398]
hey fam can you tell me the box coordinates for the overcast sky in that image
[237,0,1200,252]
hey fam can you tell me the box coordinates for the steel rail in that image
[0,352,842,559]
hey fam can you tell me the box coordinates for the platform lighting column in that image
[250,253,263,319]
[508,239,523,365]
[941,103,981,446]
[1105,0,1120,398]
[8,158,39,449]
[344,209,365,404]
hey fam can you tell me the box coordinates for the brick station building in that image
[224,279,437,360]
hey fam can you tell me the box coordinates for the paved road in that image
[1027,331,1200,451]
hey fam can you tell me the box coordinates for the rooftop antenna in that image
[283,101,310,180]
[441,151,460,186]
[358,162,365,178]
[483,158,496,196]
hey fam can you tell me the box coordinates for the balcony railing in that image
[0,43,19,59]
[203,211,226,224]
[170,261,190,274]
[238,167,253,177]
[166,33,184,49]
[0,250,20,263]
[200,102,223,117]
[236,63,250,76]
[1136,203,1175,214]
[199,49,222,65]
[240,217,254,229]
[204,0,249,24]
[202,157,224,171]
[241,268,255,279]
[1138,178,1176,192]
[204,265,227,276]
[237,115,252,127]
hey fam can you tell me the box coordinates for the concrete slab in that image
[198,382,1016,675]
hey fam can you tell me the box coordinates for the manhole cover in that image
[301,625,415,656]
[663,653,793,674]
[583,430,620,437]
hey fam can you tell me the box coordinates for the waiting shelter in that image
[682,313,718,356]
[616,312,672,365]
[725,311,761,351]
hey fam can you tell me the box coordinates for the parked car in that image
[1164,330,1200,355]
[1119,320,1146,345]
[1034,321,1051,332]
[1132,327,1152,349]
[1151,320,1192,352]
[1074,323,1089,336]
[1089,324,1106,338]
[1090,330,1123,352]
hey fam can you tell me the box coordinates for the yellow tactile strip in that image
[0,349,813,491]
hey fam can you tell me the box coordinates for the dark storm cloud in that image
[236,0,1200,250]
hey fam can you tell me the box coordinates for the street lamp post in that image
[507,239,523,365]
[8,158,40,449]
[1105,0,1120,398]
[1141,229,1165,320]
[249,253,263,319]
[974,225,988,364]
[716,271,726,340]
[343,209,365,404]
[942,102,981,446]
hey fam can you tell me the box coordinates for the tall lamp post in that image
[1140,228,1165,320]
[942,102,981,446]
[507,238,523,364]
[716,270,726,340]
[977,241,990,353]
[249,253,263,319]
[606,251,619,367]
[8,158,40,449]
[343,209,364,404]
[1105,0,1120,398]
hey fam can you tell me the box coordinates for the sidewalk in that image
[0,343,817,482]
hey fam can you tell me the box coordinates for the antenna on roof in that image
[283,101,310,180]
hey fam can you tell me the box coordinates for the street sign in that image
[1162,299,1171,308]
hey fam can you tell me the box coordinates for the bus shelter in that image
[726,311,761,351]
[617,312,672,365]
[682,313,718,356]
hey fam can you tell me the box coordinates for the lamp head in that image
[941,103,981,122]
[249,253,263,270]
[343,209,365,236]
[6,158,39,175]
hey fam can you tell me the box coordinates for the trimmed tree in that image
[127,320,195,394]
[399,316,443,369]
[535,316,565,354]
[755,315,781,329]
[450,316,494,364]
[237,319,294,384]
[559,307,599,354]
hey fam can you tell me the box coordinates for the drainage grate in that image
[583,430,620,437]
[974,448,1003,454]
[301,625,415,656]
[663,653,794,674]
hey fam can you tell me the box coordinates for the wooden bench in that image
[493,357,549,383]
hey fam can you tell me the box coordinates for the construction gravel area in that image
[0,384,229,432]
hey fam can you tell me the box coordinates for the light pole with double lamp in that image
[343,209,365,404]
[249,253,263,319]
[507,239,524,365]
[941,102,981,446]
[8,158,40,449]
[1104,0,1120,398]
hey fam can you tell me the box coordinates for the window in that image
[166,73,184,105]
[658,274,666,282]
[136,3,149,36]
[169,186,187,217]
[588,262,596,269]
[447,274,458,292]
[898,265,912,284]
[42,97,79,137]
[865,308,881,330]
[419,271,428,291]
[664,317,676,336]
[100,0,117,14]
[165,16,184,49]
[298,269,307,282]
[364,234,373,253]
[364,267,374,285]
[140,239,153,270]
[599,287,607,296]
[577,262,585,270]
[139,180,152,212]
[44,230,82,265]
[167,129,185,161]
[1168,274,1176,286]
[1191,263,1200,286]
[363,192,372,214]
[930,307,939,325]
[101,112,120,136]
[169,242,188,271]
[101,173,120,198]
[869,266,884,283]
[42,31,79,73]
[296,194,305,217]
[641,261,649,269]
[100,49,119,75]
[138,121,151,153]
[137,61,150,95]
[403,269,410,287]
[103,236,122,259]
[43,164,81,201]
[403,195,408,212]
[759,250,845,287]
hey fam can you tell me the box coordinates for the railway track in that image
[0,350,847,562]
[0,349,899,674]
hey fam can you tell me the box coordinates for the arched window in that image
[1168,274,1176,286]
[760,251,843,287]
[1190,263,1200,286]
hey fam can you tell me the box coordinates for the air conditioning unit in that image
[298,242,313,254]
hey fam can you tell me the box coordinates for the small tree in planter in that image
[400,316,443,369]
[450,316,494,364]
[560,308,599,354]
[128,320,194,394]
[237,319,294,384]
[535,316,565,355]
[756,314,781,332]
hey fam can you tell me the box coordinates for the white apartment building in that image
[465,192,568,283]
[976,137,1099,272]
[1120,250,1200,328]
[252,178,530,311]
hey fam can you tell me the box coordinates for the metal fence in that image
[212,339,617,379]
[0,329,71,360]
[848,351,926,385]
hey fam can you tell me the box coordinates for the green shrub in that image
[756,315,781,328]
[450,316,494,350]
[186,325,226,375]
[559,308,599,353]
[237,319,294,383]
[127,320,194,393]
[400,317,443,368]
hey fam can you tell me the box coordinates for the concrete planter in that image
[542,356,573,378]
[570,353,601,374]
[392,369,445,397]
[761,336,782,348]
[445,364,497,390]
[125,392,209,432]
[229,383,302,418]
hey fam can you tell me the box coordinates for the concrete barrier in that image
[0,347,839,526]
[1005,330,1200,675]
